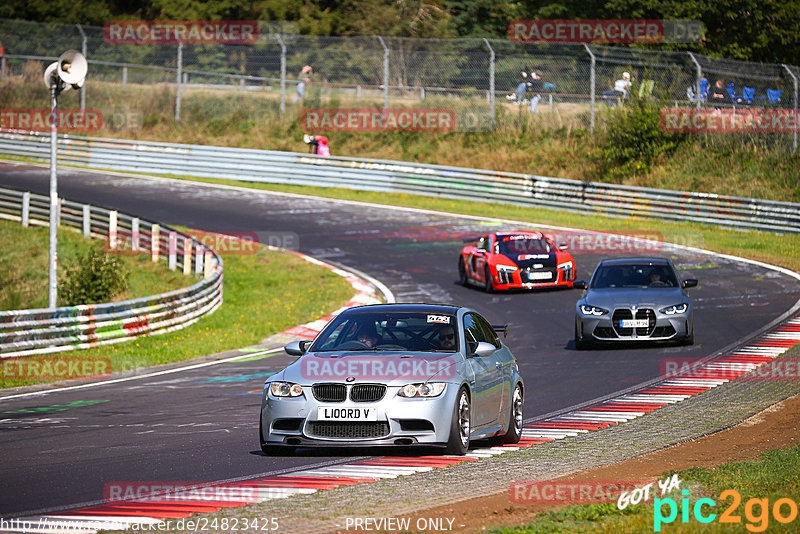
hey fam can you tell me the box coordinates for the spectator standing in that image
[292,64,312,104]
[303,134,330,157]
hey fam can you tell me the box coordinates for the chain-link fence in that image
[0,18,797,150]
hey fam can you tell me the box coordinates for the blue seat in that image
[687,78,709,102]
[742,86,755,105]
[758,88,782,106]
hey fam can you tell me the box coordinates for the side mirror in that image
[472,341,497,357]
[558,242,569,251]
[573,280,587,289]
[284,340,309,356]
[682,279,698,289]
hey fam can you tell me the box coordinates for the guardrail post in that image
[168,231,177,270]
[76,24,87,111]
[151,224,160,262]
[1,55,6,78]
[204,250,212,278]
[131,217,140,251]
[82,205,90,237]
[584,44,595,134]
[783,65,798,154]
[183,238,192,275]
[378,36,389,110]
[175,42,182,122]
[122,66,127,88]
[21,192,30,227]
[483,38,496,128]
[109,210,118,250]
[195,243,204,275]
[687,52,702,110]
[276,34,286,119]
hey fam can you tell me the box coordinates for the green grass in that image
[0,218,187,310]
[0,222,355,389]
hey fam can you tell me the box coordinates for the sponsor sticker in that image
[427,315,451,324]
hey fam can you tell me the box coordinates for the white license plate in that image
[528,272,552,280]
[620,319,649,328]
[317,406,377,421]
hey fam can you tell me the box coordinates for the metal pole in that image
[122,65,127,88]
[584,44,595,134]
[76,24,87,111]
[276,34,286,119]
[784,65,798,154]
[175,42,182,122]
[688,52,702,110]
[48,82,60,309]
[378,36,389,110]
[483,38,495,127]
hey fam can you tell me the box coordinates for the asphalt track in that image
[1,161,799,518]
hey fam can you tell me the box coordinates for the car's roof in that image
[597,257,671,267]
[339,303,462,315]
[496,230,545,238]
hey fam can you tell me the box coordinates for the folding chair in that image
[741,86,755,105]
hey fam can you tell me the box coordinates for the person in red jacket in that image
[303,134,331,157]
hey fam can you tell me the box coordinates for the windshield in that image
[591,264,678,289]
[311,312,459,353]
[495,235,553,256]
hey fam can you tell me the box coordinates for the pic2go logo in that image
[654,489,799,532]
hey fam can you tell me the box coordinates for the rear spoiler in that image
[462,236,482,243]
[492,324,509,338]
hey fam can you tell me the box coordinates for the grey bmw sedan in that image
[260,304,524,455]
[573,258,697,349]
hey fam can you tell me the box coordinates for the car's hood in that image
[583,287,686,308]
[272,351,462,385]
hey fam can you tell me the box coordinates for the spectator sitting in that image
[711,80,726,102]
[602,72,631,106]
[506,71,529,103]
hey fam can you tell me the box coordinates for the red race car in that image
[458,231,575,291]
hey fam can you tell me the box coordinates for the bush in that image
[598,98,686,180]
[61,246,129,305]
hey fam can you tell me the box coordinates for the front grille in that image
[612,308,656,337]
[497,269,514,284]
[635,308,656,336]
[307,421,390,439]
[612,309,633,337]
[312,384,347,402]
[350,384,386,403]
[523,268,557,284]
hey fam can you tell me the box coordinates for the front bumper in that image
[260,383,459,448]
[577,309,692,342]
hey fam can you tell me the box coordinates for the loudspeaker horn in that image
[56,50,87,86]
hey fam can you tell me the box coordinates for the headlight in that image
[580,305,609,316]
[269,382,304,397]
[398,382,446,398]
[660,303,689,315]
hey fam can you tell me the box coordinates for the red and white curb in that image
[8,317,800,533]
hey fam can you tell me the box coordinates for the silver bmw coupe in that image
[260,304,523,455]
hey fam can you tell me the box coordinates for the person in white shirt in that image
[603,71,632,106]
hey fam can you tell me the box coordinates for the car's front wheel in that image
[458,256,467,286]
[491,383,523,445]
[259,417,294,456]
[484,265,494,293]
[575,322,591,350]
[446,387,471,455]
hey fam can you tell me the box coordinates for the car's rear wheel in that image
[484,265,494,293]
[446,387,471,455]
[491,383,523,445]
[458,256,467,285]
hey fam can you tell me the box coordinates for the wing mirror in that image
[558,242,569,251]
[573,280,587,289]
[284,340,311,356]
[682,279,698,289]
[472,341,497,357]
